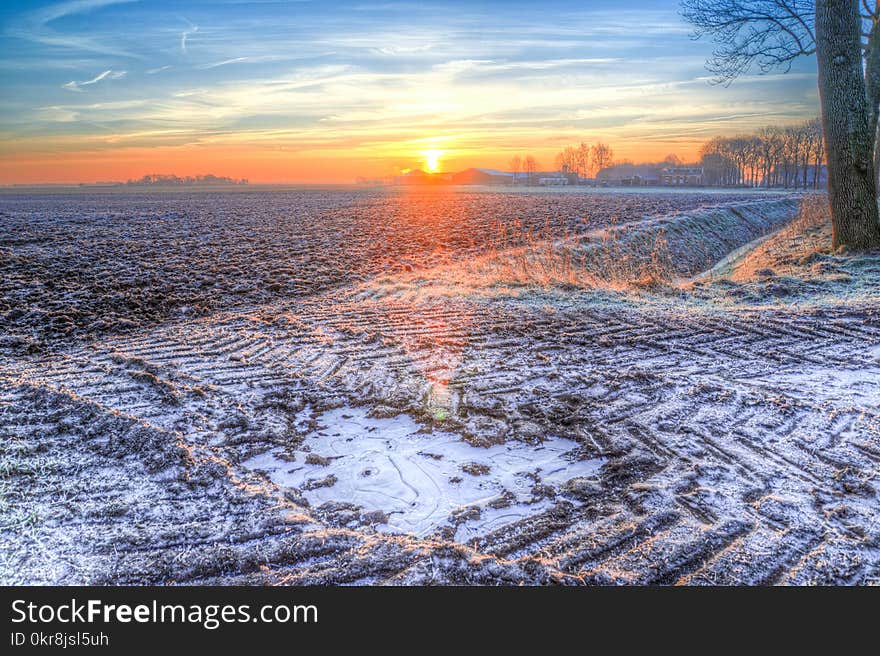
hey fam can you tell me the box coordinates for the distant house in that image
[451,168,514,185]
[660,167,704,186]
[538,176,568,186]
[595,164,662,186]
[393,169,453,185]
[393,169,429,185]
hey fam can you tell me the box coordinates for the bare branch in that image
[680,0,816,84]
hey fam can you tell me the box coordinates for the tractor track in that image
[1,189,878,585]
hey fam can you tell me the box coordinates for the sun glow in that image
[423,150,443,172]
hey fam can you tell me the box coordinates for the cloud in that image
[37,105,80,122]
[181,19,199,53]
[146,65,172,75]
[198,57,248,70]
[24,0,138,27]
[7,0,142,58]
[433,58,622,78]
[63,69,126,91]
[375,44,433,56]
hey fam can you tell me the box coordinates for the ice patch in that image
[243,406,605,539]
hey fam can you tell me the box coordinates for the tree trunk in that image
[865,13,880,193]
[802,142,810,188]
[875,120,880,193]
[816,0,880,250]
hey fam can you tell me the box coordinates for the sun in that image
[423,149,443,172]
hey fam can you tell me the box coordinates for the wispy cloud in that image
[433,58,622,77]
[198,57,248,70]
[7,0,142,58]
[375,44,433,56]
[36,105,80,122]
[62,69,126,91]
[180,18,199,53]
[146,65,172,75]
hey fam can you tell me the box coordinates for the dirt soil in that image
[1,189,878,585]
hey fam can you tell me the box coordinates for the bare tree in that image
[553,151,571,175]
[804,116,825,189]
[702,136,742,185]
[757,126,780,186]
[784,124,805,188]
[797,119,814,188]
[681,0,880,250]
[591,142,614,174]
[508,155,522,185]
[554,147,577,177]
[726,136,748,185]
[556,142,615,181]
[769,127,787,186]
[578,142,592,179]
[554,152,566,175]
[701,137,738,185]
[524,155,538,183]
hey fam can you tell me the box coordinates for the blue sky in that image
[0,0,820,182]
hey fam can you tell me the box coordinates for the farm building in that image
[451,168,514,185]
[595,164,662,186]
[538,176,568,186]
[660,167,704,186]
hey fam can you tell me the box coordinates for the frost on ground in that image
[243,406,605,539]
[1,188,878,585]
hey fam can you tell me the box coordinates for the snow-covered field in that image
[1,187,878,585]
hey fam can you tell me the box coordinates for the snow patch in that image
[751,362,880,406]
[243,406,605,539]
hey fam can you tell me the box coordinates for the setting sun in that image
[423,150,443,173]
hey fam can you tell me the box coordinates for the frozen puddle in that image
[243,406,605,540]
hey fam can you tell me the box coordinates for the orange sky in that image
[0,1,820,184]
[0,140,708,184]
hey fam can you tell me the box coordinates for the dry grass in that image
[467,216,676,291]
[728,193,830,282]
[372,199,798,299]
[778,192,829,253]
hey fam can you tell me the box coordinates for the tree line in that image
[552,142,614,179]
[125,174,249,186]
[507,154,540,183]
[699,118,825,188]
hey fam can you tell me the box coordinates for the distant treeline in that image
[125,174,249,186]
[699,118,825,189]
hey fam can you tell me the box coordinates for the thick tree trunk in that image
[816,0,880,250]
[875,120,880,193]
[865,12,880,192]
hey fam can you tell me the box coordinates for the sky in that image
[0,0,821,184]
